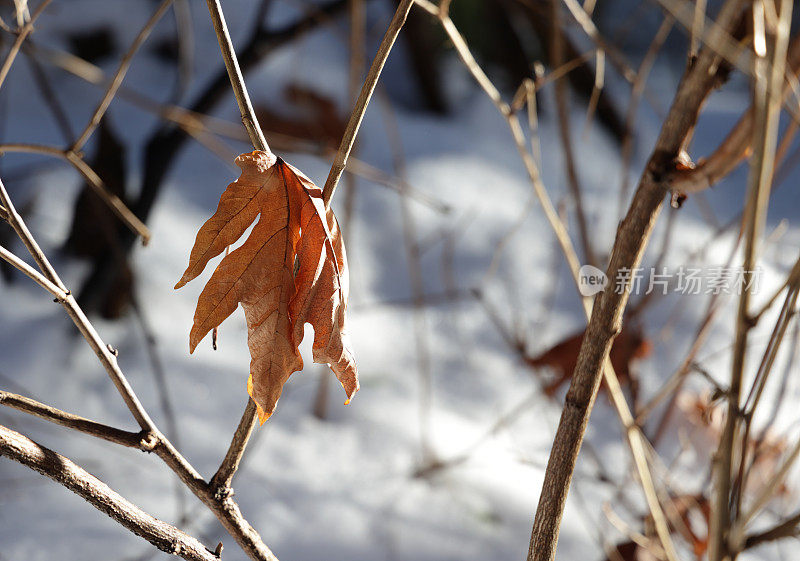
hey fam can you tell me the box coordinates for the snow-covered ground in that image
[1,1,800,560]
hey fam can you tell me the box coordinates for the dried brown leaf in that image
[175,150,358,421]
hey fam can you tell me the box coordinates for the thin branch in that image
[668,34,800,195]
[550,0,596,266]
[0,143,150,242]
[202,0,273,498]
[2,172,279,560]
[321,0,415,207]
[210,398,259,493]
[0,177,156,430]
[0,244,67,299]
[24,41,451,213]
[71,0,174,152]
[204,0,414,492]
[710,2,793,559]
[0,390,150,449]
[205,0,268,152]
[0,7,286,552]
[24,43,75,142]
[412,3,680,559]
[526,1,748,560]
[0,0,52,90]
[743,510,800,550]
[0,425,218,561]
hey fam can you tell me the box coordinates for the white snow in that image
[1,2,799,560]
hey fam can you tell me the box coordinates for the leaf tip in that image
[257,407,271,425]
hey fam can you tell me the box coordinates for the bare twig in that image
[321,0,415,207]
[618,15,674,217]
[550,0,596,266]
[743,510,800,549]
[23,44,75,142]
[668,35,800,195]
[0,390,149,449]
[201,0,273,496]
[0,425,218,561]
[410,3,680,559]
[525,1,748,559]
[210,399,259,493]
[0,143,150,242]
[709,3,793,559]
[1,175,277,561]
[0,176,156,430]
[205,0,268,153]
[0,0,51,90]
[0,244,67,299]
[71,0,174,152]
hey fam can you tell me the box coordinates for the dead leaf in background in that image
[605,494,710,561]
[255,84,345,149]
[526,326,652,402]
[678,392,790,499]
[175,150,358,422]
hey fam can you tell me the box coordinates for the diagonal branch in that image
[205,0,268,153]
[743,510,800,550]
[0,244,67,299]
[70,0,174,152]
[211,398,259,494]
[411,2,680,559]
[0,424,218,561]
[321,0,415,207]
[668,33,800,195]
